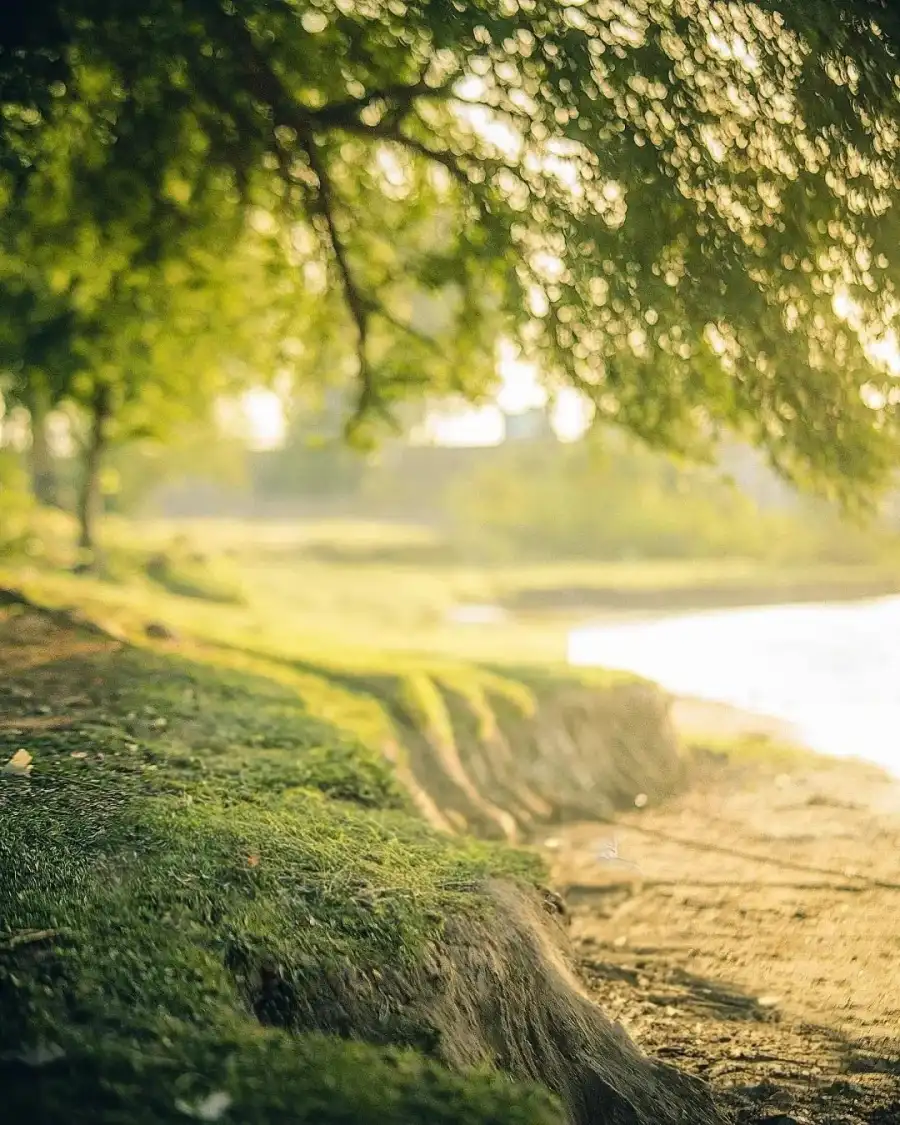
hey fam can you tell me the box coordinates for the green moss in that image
[397,673,458,751]
[438,673,499,744]
[0,617,552,1124]
[3,1029,561,1125]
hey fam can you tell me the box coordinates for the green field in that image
[6,513,900,669]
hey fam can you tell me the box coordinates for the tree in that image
[2,0,900,522]
[0,78,319,553]
[440,428,900,564]
[0,225,307,553]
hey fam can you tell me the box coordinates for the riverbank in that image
[0,588,724,1125]
[2,561,898,1124]
[6,512,900,666]
[569,594,900,778]
[669,696,802,744]
[549,741,900,1124]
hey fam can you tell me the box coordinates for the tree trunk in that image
[77,387,110,563]
[25,383,58,507]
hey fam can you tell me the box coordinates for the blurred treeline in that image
[256,430,900,567]
[5,404,897,567]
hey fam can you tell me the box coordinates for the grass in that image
[0,540,680,1124]
[0,512,844,1123]
[0,602,564,1124]
[143,548,247,606]
[7,510,900,667]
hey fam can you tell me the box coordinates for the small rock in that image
[2,749,33,778]
[539,887,567,918]
[757,994,781,1009]
[145,621,179,641]
[175,1091,232,1121]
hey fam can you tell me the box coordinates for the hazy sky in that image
[238,339,594,451]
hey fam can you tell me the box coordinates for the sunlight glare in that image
[234,389,287,451]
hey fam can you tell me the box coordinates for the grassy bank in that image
[6,512,900,666]
[0,566,721,1125]
[0,514,837,1124]
[0,601,552,1123]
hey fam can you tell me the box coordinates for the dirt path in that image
[547,749,900,1124]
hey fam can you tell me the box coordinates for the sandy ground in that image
[546,705,900,1125]
[670,696,805,744]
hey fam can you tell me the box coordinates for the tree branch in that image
[311,78,458,128]
[301,136,383,420]
[374,306,445,355]
[328,116,497,227]
[357,121,476,187]
[209,12,495,420]
[212,12,484,192]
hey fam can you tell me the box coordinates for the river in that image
[567,595,900,775]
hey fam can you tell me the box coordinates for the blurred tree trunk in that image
[77,386,110,561]
[25,382,58,507]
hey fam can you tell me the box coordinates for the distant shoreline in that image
[568,592,899,774]
[509,576,900,617]
[669,695,803,746]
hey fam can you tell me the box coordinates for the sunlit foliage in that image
[2,0,900,502]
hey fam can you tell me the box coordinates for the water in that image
[567,596,900,775]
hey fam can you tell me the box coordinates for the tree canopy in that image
[2,0,900,507]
